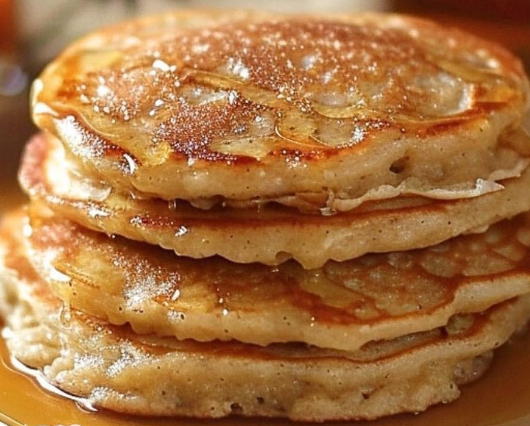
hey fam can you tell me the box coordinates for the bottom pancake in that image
[1,233,530,421]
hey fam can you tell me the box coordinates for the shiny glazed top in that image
[31,11,530,200]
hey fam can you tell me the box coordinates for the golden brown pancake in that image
[20,133,530,268]
[5,9,530,423]
[15,205,530,352]
[2,215,530,421]
[31,11,530,211]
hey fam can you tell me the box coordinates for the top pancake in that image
[31,11,530,208]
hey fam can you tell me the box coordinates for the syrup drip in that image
[8,351,97,414]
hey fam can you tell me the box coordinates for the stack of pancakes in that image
[1,11,530,421]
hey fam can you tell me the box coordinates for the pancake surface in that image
[2,216,530,421]
[18,206,530,351]
[21,133,530,267]
[32,10,530,209]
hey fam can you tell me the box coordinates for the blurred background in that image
[1,0,529,213]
